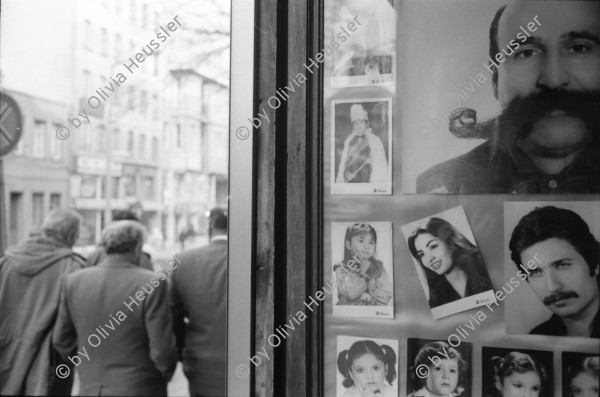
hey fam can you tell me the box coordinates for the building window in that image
[140,134,146,158]
[115,33,122,60]
[142,4,148,28]
[152,137,158,159]
[50,193,61,209]
[130,0,136,22]
[176,123,182,148]
[50,123,63,160]
[81,176,98,198]
[152,93,158,119]
[83,70,92,95]
[84,20,93,49]
[32,120,46,158]
[32,193,44,229]
[141,176,155,199]
[97,125,107,151]
[111,176,120,198]
[127,130,134,154]
[112,128,120,151]
[100,27,108,56]
[140,90,147,113]
[128,86,135,110]
[123,175,136,197]
[115,0,123,15]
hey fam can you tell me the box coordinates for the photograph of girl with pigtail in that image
[336,336,398,397]
[331,222,394,318]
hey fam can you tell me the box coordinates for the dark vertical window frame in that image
[253,0,324,394]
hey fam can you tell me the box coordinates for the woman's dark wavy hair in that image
[337,340,397,389]
[342,223,384,279]
[407,217,489,303]
[490,352,548,397]
[568,356,599,397]
[410,341,468,391]
[509,206,600,277]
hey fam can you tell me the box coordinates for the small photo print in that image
[562,352,599,397]
[481,347,553,397]
[406,338,472,397]
[331,99,392,195]
[400,206,495,319]
[329,0,395,88]
[331,222,394,318]
[337,335,399,397]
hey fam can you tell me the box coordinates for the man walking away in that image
[0,208,85,395]
[171,208,228,397]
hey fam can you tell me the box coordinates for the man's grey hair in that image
[101,220,147,255]
[41,208,82,248]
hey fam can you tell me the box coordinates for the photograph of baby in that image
[336,335,398,397]
[331,222,394,318]
[562,352,599,397]
[401,206,495,319]
[482,347,553,397]
[406,338,472,397]
[329,0,395,88]
[331,99,392,195]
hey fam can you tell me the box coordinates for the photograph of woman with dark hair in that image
[402,206,494,318]
[482,348,552,397]
[563,353,599,397]
[337,337,398,397]
[407,340,470,397]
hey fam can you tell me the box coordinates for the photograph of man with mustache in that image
[417,1,600,194]
[509,206,599,338]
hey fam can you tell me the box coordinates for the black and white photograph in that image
[481,347,553,397]
[328,0,395,88]
[504,202,600,339]
[331,99,392,195]
[562,352,599,397]
[406,338,472,397]
[402,0,600,194]
[0,1,229,396]
[401,206,496,319]
[336,335,398,397]
[331,222,393,318]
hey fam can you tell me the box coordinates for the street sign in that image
[0,93,23,157]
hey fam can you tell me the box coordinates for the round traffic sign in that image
[0,93,23,157]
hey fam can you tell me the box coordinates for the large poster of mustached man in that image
[401,0,600,194]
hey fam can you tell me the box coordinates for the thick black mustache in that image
[543,290,579,306]
[448,90,600,142]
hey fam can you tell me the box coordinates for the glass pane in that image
[0,1,230,396]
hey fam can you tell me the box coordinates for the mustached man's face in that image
[521,238,600,320]
[496,2,600,154]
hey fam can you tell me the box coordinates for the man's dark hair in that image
[509,206,600,276]
[489,5,508,90]
[112,210,139,222]
[208,207,228,230]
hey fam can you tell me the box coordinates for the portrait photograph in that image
[336,335,398,397]
[328,0,395,88]
[401,206,496,319]
[562,352,599,397]
[331,222,394,318]
[504,201,600,339]
[481,347,553,397]
[331,99,392,195]
[401,0,600,194]
[406,338,472,397]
